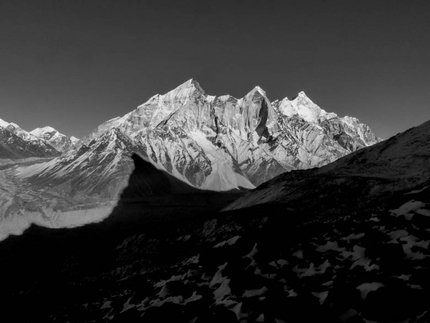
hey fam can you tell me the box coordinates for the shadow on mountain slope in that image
[0,153,245,320]
[105,153,246,227]
[0,153,244,252]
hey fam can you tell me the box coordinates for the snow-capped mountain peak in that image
[165,78,206,100]
[0,118,60,159]
[70,136,80,145]
[252,85,266,95]
[245,85,268,101]
[8,122,21,129]
[0,117,10,128]
[295,90,308,98]
[30,126,78,153]
[6,122,42,142]
[275,91,337,124]
[30,126,57,137]
[187,78,205,92]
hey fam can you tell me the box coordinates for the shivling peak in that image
[171,78,206,96]
[153,79,204,103]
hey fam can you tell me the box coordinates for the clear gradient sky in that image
[1,0,429,139]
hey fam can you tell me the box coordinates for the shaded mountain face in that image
[118,153,200,198]
[0,118,59,159]
[1,119,429,323]
[30,126,79,152]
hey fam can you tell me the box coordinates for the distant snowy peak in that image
[1,119,48,144]
[30,126,56,137]
[70,136,80,145]
[272,92,380,147]
[0,118,10,128]
[5,122,37,142]
[274,91,337,124]
[0,118,60,159]
[30,126,79,153]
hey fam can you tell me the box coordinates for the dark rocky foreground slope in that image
[1,121,430,322]
[0,154,244,320]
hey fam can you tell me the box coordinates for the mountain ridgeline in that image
[30,126,79,153]
[77,79,379,190]
[0,118,60,159]
[0,79,380,238]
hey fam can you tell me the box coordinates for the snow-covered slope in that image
[30,126,79,152]
[0,118,60,159]
[0,130,141,239]
[18,129,138,200]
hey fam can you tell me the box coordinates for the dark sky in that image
[1,0,429,139]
